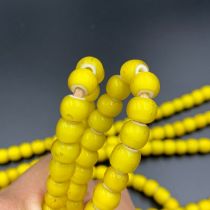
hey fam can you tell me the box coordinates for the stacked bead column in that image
[43,57,104,210]
[66,72,131,209]
[85,60,160,210]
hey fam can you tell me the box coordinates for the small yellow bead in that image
[143,180,159,197]
[183,117,196,132]
[106,75,130,100]
[51,141,80,164]
[31,140,45,155]
[19,143,33,158]
[172,98,184,112]
[199,138,210,153]
[120,59,149,84]
[173,121,185,136]
[194,114,207,128]
[164,197,179,209]
[164,140,176,155]
[153,187,170,205]
[88,110,113,133]
[68,68,98,95]
[132,174,147,191]
[181,94,194,108]
[120,120,150,149]
[176,140,187,155]
[50,160,75,182]
[105,125,116,136]
[205,111,210,123]
[6,168,19,182]
[85,86,100,102]
[130,71,160,98]
[76,56,105,83]
[66,200,84,210]
[44,137,54,150]
[76,148,98,168]
[185,203,199,210]
[151,126,165,140]
[56,118,85,144]
[103,167,128,192]
[160,102,175,117]
[201,85,210,100]
[47,177,69,197]
[187,139,198,154]
[198,199,210,210]
[71,165,93,185]
[44,193,66,209]
[97,94,123,118]
[84,202,97,210]
[94,165,107,180]
[140,143,152,156]
[110,143,141,173]
[8,146,21,161]
[93,183,121,209]
[0,149,9,164]
[114,120,124,133]
[163,124,175,138]
[126,97,157,124]
[192,89,205,105]
[0,172,10,187]
[151,141,164,155]
[67,181,87,201]
[60,95,90,122]
[17,163,30,174]
[155,108,162,120]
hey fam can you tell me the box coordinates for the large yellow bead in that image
[106,75,130,101]
[84,202,98,210]
[76,56,105,83]
[85,86,100,102]
[60,95,90,122]
[47,177,69,196]
[88,110,113,133]
[56,118,85,144]
[130,72,160,98]
[67,181,87,201]
[97,94,123,118]
[44,193,66,209]
[120,120,150,149]
[120,59,149,84]
[51,141,80,164]
[76,147,98,168]
[50,160,75,182]
[66,200,84,210]
[126,97,158,124]
[68,68,98,95]
[71,165,93,185]
[103,167,128,192]
[93,183,121,209]
[110,143,141,173]
[81,128,106,151]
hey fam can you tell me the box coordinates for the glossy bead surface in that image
[8,146,21,161]
[199,138,210,153]
[0,172,10,187]
[66,200,84,210]
[126,97,157,124]
[143,180,159,197]
[176,140,187,155]
[164,140,176,155]
[19,143,33,158]
[154,187,170,205]
[31,140,45,155]
[132,174,147,191]
[44,193,66,209]
[151,141,164,155]
[0,149,9,164]
[85,86,100,102]
[67,181,87,201]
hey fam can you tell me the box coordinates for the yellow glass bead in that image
[103,167,128,192]
[151,126,165,140]
[114,120,124,133]
[153,187,170,205]
[164,140,176,155]
[201,85,210,100]
[81,128,106,151]
[0,172,10,187]
[76,56,104,83]
[160,102,175,117]
[172,98,184,112]
[110,143,141,173]
[105,125,116,136]
[56,118,85,144]
[8,146,21,161]
[198,199,210,210]
[50,160,75,182]
[76,147,98,168]
[44,137,54,150]
[143,180,159,197]
[163,124,175,138]
[98,148,107,162]
[88,110,113,133]
[183,117,196,132]
[94,165,107,180]
[0,149,9,164]
[85,86,100,102]
[194,114,207,128]
[107,136,120,145]
[93,183,121,209]
[66,200,84,210]
[44,193,66,209]
[106,75,130,100]
[151,141,164,155]
[17,163,30,174]
[60,95,90,122]
[164,198,179,209]
[67,181,87,201]
[97,94,123,118]
[126,97,157,124]
[205,111,210,123]
[199,138,210,153]
[187,139,198,154]
[84,202,97,210]
[192,89,204,105]
[132,174,147,191]
[88,102,95,114]
[140,143,152,156]
[51,141,80,164]
[120,120,150,149]
[185,203,199,210]
[19,143,33,158]
[173,121,185,136]
[130,71,160,98]
[181,94,194,108]
[71,165,93,185]
[176,140,187,155]
[120,59,149,84]
[68,68,98,95]
[31,140,45,155]
[156,108,162,120]
[47,177,69,197]
[6,168,19,182]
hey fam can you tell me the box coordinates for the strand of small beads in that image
[84,60,160,210]
[66,59,131,210]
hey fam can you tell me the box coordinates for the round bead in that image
[81,128,106,151]
[160,102,175,117]
[172,98,184,112]
[67,181,87,201]
[106,75,130,100]
[47,177,69,197]
[76,56,104,83]
[93,183,121,209]
[120,120,150,149]
[185,203,199,210]
[132,174,147,191]
[110,143,141,173]
[198,199,210,210]
[201,85,210,100]
[164,140,176,155]
[56,119,85,144]
[17,163,30,174]
[60,95,90,122]
[85,86,100,102]
[164,198,179,209]
[181,94,194,108]
[173,121,185,136]
[84,202,97,210]
[31,140,45,155]
[103,167,128,192]
[192,89,204,105]
[0,172,10,187]
[0,149,9,164]
[163,124,175,138]
[187,139,198,154]
[120,59,149,84]
[154,187,170,205]
[68,68,98,95]
[44,193,66,209]
[6,168,19,182]
[76,148,98,168]
[126,97,157,124]
[130,71,160,98]
[19,143,33,158]
[176,140,187,155]
[140,143,152,156]
[51,141,80,164]
[8,146,21,161]
[50,160,75,182]
[66,200,84,210]
[199,138,210,153]
[97,94,123,118]
[151,141,164,155]
[151,126,165,140]
[183,117,196,132]
[194,114,207,128]
[88,110,113,133]
[94,165,107,180]
[143,180,159,197]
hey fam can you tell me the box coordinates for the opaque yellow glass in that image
[8,146,21,161]
[0,172,10,187]
[132,174,147,191]
[67,181,87,201]
[44,193,66,209]
[153,187,170,205]
[31,140,45,155]
[19,143,33,158]
[143,180,159,197]
[66,200,84,210]
[0,149,9,164]
[85,86,100,102]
